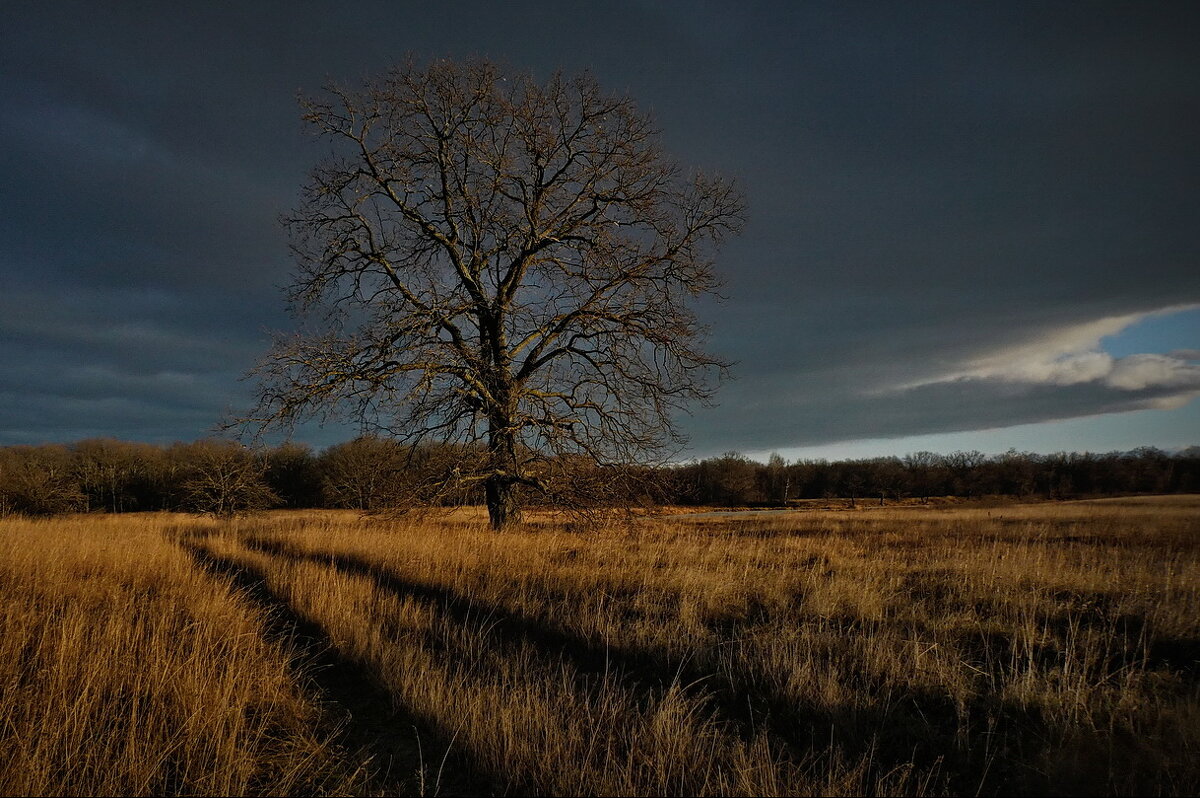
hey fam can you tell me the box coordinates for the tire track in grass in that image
[179,535,503,797]
[242,536,976,792]
[245,537,706,694]
[242,539,853,736]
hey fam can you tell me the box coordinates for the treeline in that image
[0,437,474,516]
[674,447,1200,506]
[1,436,1198,516]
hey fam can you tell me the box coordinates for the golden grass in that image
[3,497,1198,795]
[0,514,363,797]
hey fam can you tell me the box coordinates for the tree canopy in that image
[249,58,745,527]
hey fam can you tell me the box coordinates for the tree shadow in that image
[236,532,1197,796]
[243,537,992,793]
[178,534,505,797]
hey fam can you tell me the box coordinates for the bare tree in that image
[249,58,743,528]
[174,440,278,518]
[0,445,85,517]
[318,435,409,511]
[73,438,154,513]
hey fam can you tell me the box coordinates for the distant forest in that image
[1,437,1198,516]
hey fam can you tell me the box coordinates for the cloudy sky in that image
[1,1,1197,460]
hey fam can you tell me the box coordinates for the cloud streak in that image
[685,304,1200,455]
[893,305,1200,393]
[876,305,1197,398]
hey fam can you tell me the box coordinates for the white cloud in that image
[894,304,1200,394]
[962,311,1147,374]
[1106,353,1200,391]
[1145,393,1196,410]
[992,350,1115,386]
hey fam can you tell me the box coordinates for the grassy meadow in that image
[2,497,1198,795]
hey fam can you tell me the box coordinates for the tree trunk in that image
[486,407,523,530]
[485,476,521,530]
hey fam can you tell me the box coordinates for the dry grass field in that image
[2,496,1198,795]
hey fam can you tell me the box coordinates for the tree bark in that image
[486,408,523,530]
[485,476,521,530]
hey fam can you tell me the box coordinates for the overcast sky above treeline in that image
[1,1,1197,460]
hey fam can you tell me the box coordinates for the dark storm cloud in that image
[696,373,1200,454]
[1,1,1197,450]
